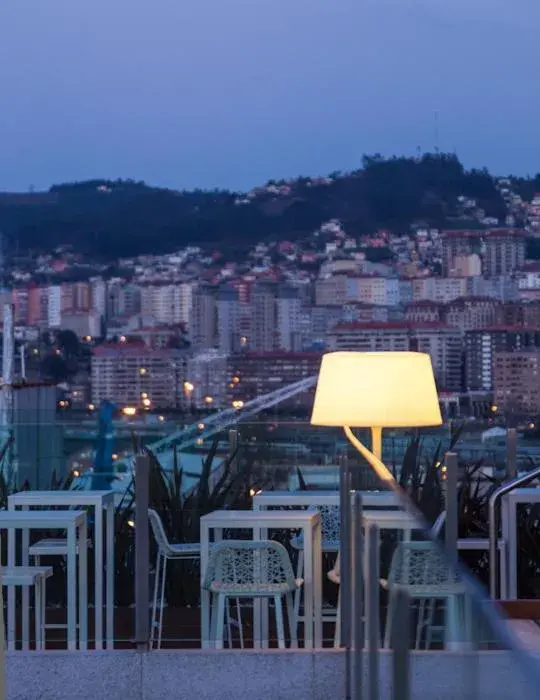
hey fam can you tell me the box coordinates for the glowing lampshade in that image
[310,351,442,428]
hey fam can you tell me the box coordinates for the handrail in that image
[489,464,540,598]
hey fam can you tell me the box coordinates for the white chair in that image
[382,540,467,649]
[148,508,201,649]
[202,539,302,650]
[328,511,448,648]
[2,565,53,650]
[29,537,92,636]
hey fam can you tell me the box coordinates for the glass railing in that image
[3,410,540,700]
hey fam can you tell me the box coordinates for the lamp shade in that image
[310,351,442,428]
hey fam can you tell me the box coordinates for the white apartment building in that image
[140,284,193,325]
[412,277,468,304]
[348,277,400,306]
[91,345,187,408]
[47,286,62,328]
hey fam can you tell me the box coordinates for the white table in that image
[8,490,116,649]
[0,510,87,651]
[200,509,322,650]
[253,489,401,510]
[501,488,540,599]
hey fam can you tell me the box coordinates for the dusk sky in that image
[1,0,538,192]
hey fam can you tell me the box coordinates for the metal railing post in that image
[134,453,150,650]
[391,588,411,700]
[506,428,517,480]
[366,523,380,700]
[339,455,352,700]
[444,452,458,569]
[353,492,364,700]
[228,429,239,475]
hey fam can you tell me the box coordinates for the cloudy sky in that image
[0,0,538,191]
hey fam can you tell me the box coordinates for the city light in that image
[112,453,118,460]
[491,405,498,413]
[120,335,127,343]
[158,415,165,422]
[184,381,194,392]
[240,336,247,345]
[232,400,244,409]
[58,400,68,408]
[139,367,147,376]
[141,392,148,399]
[88,403,95,411]
[84,336,92,342]
[197,422,205,430]
[232,376,240,384]
[142,398,151,407]
[204,395,214,404]
[122,406,137,416]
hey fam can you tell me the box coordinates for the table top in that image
[8,490,115,508]
[253,489,400,507]
[201,509,321,526]
[362,510,419,529]
[0,510,87,528]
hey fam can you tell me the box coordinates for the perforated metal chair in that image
[202,539,302,649]
[382,540,466,649]
[2,565,53,650]
[148,508,201,649]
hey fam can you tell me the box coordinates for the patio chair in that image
[202,539,302,650]
[148,508,201,649]
[291,505,340,625]
[2,565,53,650]
[382,540,466,649]
[328,510,448,648]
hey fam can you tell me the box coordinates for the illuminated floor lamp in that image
[310,351,443,483]
[310,351,442,668]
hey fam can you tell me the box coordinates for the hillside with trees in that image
[1,152,537,260]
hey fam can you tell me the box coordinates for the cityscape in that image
[4,168,540,424]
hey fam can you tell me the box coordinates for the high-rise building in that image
[465,327,540,391]
[412,277,468,304]
[91,344,187,408]
[315,276,349,306]
[493,351,540,417]
[483,229,526,277]
[47,286,62,328]
[276,285,302,351]
[216,286,241,353]
[140,283,192,326]
[251,282,277,352]
[191,284,217,349]
[442,231,478,276]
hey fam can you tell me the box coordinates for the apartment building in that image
[315,276,349,306]
[404,301,444,324]
[328,322,462,390]
[251,282,278,352]
[276,285,302,351]
[412,277,468,304]
[448,254,482,278]
[226,352,322,408]
[91,344,188,408]
[483,229,526,277]
[191,284,217,349]
[140,283,193,326]
[445,298,500,332]
[348,276,400,306]
[465,326,540,391]
[442,231,478,276]
[493,351,540,416]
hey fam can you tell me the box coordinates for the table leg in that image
[106,502,115,649]
[200,524,210,649]
[21,508,29,651]
[303,524,314,649]
[95,505,104,650]
[313,520,322,648]
[7,528,15,650]
[78,519,88,650]
[67,524,77,651]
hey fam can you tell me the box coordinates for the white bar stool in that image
[2,566,53,649]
